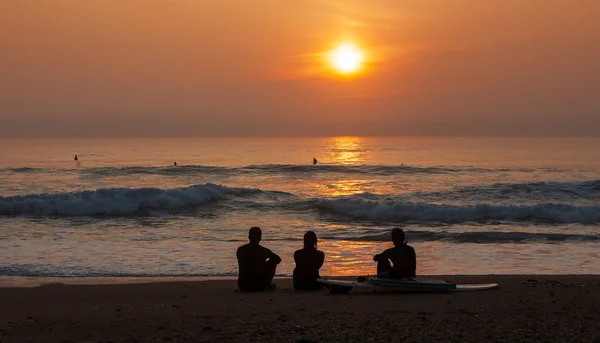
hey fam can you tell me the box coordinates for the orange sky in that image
[1,0,599,137]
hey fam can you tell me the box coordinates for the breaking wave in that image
[1,181,599,224]
[0,184,276,216]
[315,198,600,224]
[418,180,600,203]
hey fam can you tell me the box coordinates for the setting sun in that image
[329,42,364,74]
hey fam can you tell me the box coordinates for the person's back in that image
[376,244,416,278]
[237,227,281,292]
[293,231,325,290]
[373,228,416,278]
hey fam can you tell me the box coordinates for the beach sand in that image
[1,275,599,342]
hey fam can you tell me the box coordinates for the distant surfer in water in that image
[313,157,317,165]
[373,228,416,279]
[74,155,78,161]
[236,227,282,292]
[293,231,325,291]
[173,161,177,166]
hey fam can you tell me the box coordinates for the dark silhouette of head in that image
[391,228,405,247]
[304,231,318,249]
[249,226,262,245]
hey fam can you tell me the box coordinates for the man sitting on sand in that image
[373,228,416,279]
[236,227,282,292]
[293,231,325,291]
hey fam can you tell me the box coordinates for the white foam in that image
[315,198,600,224]
[0,183,261,216]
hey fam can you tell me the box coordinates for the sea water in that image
[1,137,599,277]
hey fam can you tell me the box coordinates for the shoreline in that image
[1,273,593,287]
[2,275,600,342]
[2,274,598,288]
[0,275,240,288]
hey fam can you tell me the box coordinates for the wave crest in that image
[2,181,600,224]
[0,183,265,216]
[315,198,600,224]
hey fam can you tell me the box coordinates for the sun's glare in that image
[329,43,364,74]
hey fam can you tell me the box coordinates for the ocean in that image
[1,137,599,277]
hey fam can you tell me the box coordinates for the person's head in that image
[303,231,318,249]
[249,226,262,244]
[391,228,406,247]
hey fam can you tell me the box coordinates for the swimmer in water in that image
[313,158,317,165]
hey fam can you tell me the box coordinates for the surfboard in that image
[369,277,498,291]
[317,277,498,293]
[368,277,457,291]
[453,283,499,291]
[316,279,375,294]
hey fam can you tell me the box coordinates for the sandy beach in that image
[1,275,599,342]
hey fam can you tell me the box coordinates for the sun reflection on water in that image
[315,137,373,196]
[326,136,366,164]
[318,240,379,276]
[315,179,371,197]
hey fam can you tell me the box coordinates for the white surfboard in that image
[368,277,457,291]
[317,277,498,293]
[453,283,499,291]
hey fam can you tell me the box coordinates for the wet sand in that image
[1,275,599,342]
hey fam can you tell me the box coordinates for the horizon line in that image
[1,134,599,140]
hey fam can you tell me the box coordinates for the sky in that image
[1,0,599,138]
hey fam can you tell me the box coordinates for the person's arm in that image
[409,247,417,277]
[316,251,325,269]
[266,248,282,264]
[373,249,390,262]
[236,247,242,264]
[236,247,246,273]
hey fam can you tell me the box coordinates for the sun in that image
[329,42,364,74]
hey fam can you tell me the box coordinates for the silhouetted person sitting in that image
[293,231,325,291]
[173,161,177,166]
[74,155,78,161]
[313,157,317,165]
[236,227,281,292]
[373,228,416,279]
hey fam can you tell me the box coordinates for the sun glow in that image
[329,42,364,74]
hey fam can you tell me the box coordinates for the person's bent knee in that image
[377,259,392,275]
